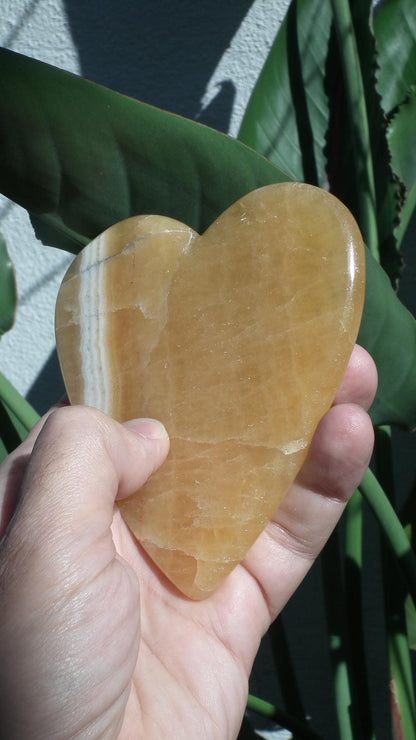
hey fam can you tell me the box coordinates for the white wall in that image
[0,0,289,412]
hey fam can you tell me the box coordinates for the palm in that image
[0,346,376,740]
[112,508,265,739]
[112,385,370,740]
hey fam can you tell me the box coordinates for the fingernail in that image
[124,418,169,440]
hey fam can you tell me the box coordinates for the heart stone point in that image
[55,182,365,599]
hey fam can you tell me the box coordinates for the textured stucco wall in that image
[0,0,290,413]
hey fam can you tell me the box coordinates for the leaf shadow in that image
[62,0,250,133]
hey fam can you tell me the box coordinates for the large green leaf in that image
[238,0,331,187]
[0,47,415,428]
[373,0,416,115]
[0,231,17,337]
[358,249,416,430]
[0,48,290,253]
[374,0,416,252]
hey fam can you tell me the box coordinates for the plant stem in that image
[246,694,323,740]
[321,530,355,740]
[345,491,374,738]
[359,467,416,606]
[383,541,416,739]
[373,427,416,738]
[0,370,39,437]
[330,0,379,260]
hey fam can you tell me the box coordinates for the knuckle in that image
[42,405,109,443]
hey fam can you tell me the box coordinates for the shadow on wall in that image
[62,0,253,132]
[28,1,253,413]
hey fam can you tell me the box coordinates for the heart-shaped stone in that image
[55,183,365,599]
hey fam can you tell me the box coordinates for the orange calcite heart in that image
[55,183,365,599]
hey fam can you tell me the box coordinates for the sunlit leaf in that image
[0,48,290,254]
[238,0,331,187]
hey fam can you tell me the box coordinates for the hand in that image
[0,344,377,739]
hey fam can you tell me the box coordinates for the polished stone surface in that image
[55,183,365,599]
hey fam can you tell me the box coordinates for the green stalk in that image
[359,467,416,606]
[344,491,374,738]
[330,0,379,260]
[246,694,324,740]
[383,541,416,738]
[321,530,355,740]
[373,427,416,738]
[0,370,39,438]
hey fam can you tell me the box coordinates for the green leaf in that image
[330,0,378,259]
[0,370,40,438]
[327,0,401,281]
[0,48,290,253]
[389,90,416,191]
[405,592,416,651]
[0,435,9,464]
[239,0,401,281]
[0,48,414,428]
[0,371,38,453]
[373,0,416,115]
[0,231,17,337]
[388,88,416,247]
[0,403,25,461]
[358,249,416,430]
[0,382,37,460]
[0,234,17,337]
[238,0,332,187]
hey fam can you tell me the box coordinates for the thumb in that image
[0,407,169,739]
[2,405,169,577]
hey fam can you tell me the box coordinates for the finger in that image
[334,344,378,410]
[2,406,169,564]
[243,402,374,623]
